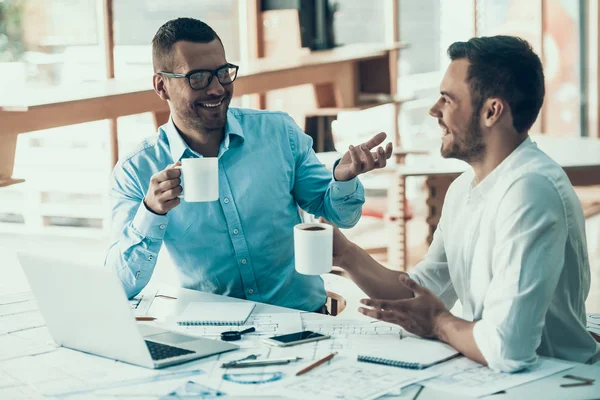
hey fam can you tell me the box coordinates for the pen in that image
[411,385,424,400]
[221,357,302,368]
[295,352,336,376]
[135,316,156,321]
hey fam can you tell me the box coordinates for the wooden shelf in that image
[305,94,415,117]
[0,178,25,188]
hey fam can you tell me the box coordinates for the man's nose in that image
[429,102,442,118]
[206,76,225,96]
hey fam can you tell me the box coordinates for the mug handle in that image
[173,165,184,199]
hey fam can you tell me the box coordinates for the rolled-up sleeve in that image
[473,174,567,372]
[409,213,458,309]
[286,115,365,228]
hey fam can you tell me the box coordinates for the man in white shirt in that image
[333,35,600,372]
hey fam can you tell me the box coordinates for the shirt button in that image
[241,259,247,265]
[233,229,239,235]
[159,224,166,230]
[248,289,254,294]
[148,255,153,261]
[223,198,230,204]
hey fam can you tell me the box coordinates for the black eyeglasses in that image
[158,63,239,90]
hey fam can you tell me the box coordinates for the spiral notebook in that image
[176,302,255,326]
[357,336,460,370]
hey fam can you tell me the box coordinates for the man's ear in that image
[482,98,504,128]
[153,74,169,101]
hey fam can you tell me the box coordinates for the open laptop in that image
[17,253,238,369]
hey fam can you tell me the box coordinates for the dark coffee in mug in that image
[301,226,326,231]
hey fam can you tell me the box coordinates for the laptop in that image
[17,253,239,369]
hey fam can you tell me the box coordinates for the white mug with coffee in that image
[294,223,333,275]
[175,158,219,202]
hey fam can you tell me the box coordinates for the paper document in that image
[47,369,205,398]
[274,362,437,400]
[423,356,573,397]
[129,289,157,316]
[173,312,302,339]
[356,336,459,369]
[177,302,255,326]
[302,316,403,337]
[160,381,225,399]
[0,333,57,361]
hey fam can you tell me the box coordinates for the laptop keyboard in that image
[145,340,194,361]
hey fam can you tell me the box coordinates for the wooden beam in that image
[0,178,25,188]
[0,44,400,137]
[0,134,19,182]
[102,0,119,167]
[0,88,166,137]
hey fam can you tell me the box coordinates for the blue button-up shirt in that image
[105,108,365,311]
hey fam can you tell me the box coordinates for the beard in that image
[177,96,230,134]
[440,105,485,163]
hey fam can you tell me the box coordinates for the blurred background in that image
[0,0,598,311]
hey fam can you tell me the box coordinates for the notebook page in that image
[356,336,459,366]
[176,302,255,325]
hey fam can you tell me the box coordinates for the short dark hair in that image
[447,36,545,134]
[151,17,222,72]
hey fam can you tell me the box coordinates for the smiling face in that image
[160,39,233,134]
[429,59,485,163]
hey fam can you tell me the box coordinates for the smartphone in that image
[263,330,330,347]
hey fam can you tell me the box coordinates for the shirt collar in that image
[470,136,534,201]
[164,110,245,161]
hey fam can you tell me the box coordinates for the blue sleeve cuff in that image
[331,158,359,198]
[132,202,169,240]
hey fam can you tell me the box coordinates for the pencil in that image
[412,385,424,400]
[135,316,156,321]
[295,352,336,376]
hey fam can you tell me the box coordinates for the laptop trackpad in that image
[150,332,199,345]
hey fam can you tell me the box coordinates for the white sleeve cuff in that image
[132,203,169,240]
[473,320,537,372]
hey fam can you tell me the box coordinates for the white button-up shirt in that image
[411,137,600,372]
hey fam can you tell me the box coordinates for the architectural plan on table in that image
[166,312,303,340]
[423,356,573,398]
[273,363,436,400]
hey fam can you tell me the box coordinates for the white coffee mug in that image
[175,158,219,202]
[294,223,333,275]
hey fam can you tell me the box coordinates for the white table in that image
[3,284,598,399]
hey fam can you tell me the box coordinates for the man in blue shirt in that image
[105,17,393,312]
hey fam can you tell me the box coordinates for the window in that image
[477,0,582,136]
[0,0,103,88]
[332,0,387,45]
